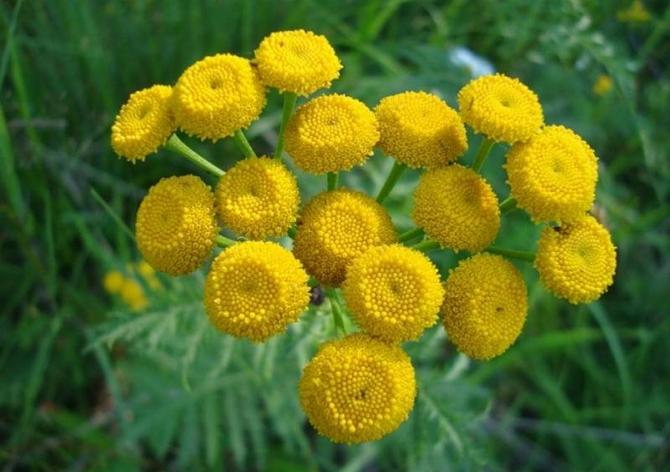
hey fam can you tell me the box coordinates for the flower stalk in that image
[486,246,535,262]
[233,129,256,158]
[164,134,225,177]
[376,160,407,203]
[471,137,495,173]
[274,92,297,159]
[327,172,339,191]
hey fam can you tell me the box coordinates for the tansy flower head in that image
[442,253,528,360]
[103,271,125,294]
[204,241,310,342]
[375,91,467,169]
[293,189,397,287]
[535,215,616,304]
[593,75,614,96]
[505,125,598,223]
[215,157,299,239]
[254,30,342,96]
[285,94,379,174]
[412,164,500,252]
[136,175,218,276]
[299,334,416,443]
[111,85,176,162]
[119,278,149,311]
[172,54,266,141]
[458,74,543,143]
[343,245,444,343]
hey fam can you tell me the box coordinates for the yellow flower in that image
[343,245,444,343]
[617,1,651,23]
[299,334,416,443]
[215,157,299,239]
[136,175,218,276]
[535,215,617,304]
[285,94,379,174]
[412,164,500,252]
[119,278,149,311]
[135,260,162,290]
[593,75,614,96]
[111,85,176,162]
[103,270,125,294]
[172,54,266,141]
[204,241,310,342]
[458,74,543,143]
[254,30,342,96]
[293,189,397,286]
[442,253,527,360]
[375,91,467,169]
[505,125,598,223]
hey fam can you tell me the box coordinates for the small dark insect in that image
[310,285,325,306]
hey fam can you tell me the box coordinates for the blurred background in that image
[1,0,669,470]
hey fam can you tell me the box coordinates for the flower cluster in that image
[110,29,617,444]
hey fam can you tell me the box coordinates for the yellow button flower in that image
[412,164,500,252]
[505,125,598,223]
[343,245,444,342]
[136,175,218,276]
[215,157,299,239]
[119,278,149,311]
[254,30,342,96]
[172,54,266,141]
[458,74,543,143]
[103,270,125,294]
[593,75,613,96]
[204,241,310,342]
[375,91,467,169]
[293,189,397,286]
[299,334,416,443]
[285,94,379,174]
[442,253,528,360]
[535,215,617,304]
[111,85,176,162]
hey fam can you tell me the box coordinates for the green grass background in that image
[1,0,669,470]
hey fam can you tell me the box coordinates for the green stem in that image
[233,129,256,158]
[399,227,424,243]
[412,239,441,252]
[376,161,407,203]
[215,235,237,248]
[327,290,347,335]
[486,246,535,262]
[287,226,297,239]
[274,92,297,159]
[471,137,495,173]
[327,172,339,191]
[499,196,517,214]
[165,134,225,177]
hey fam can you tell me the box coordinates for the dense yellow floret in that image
[375,91,468,169]
[172,54,266,141]
[215,157,299,239]
[285,94,379,173]
[111,85,176,161]
[136,175,218,275]
[119,278,149,311]
[254,29,342,96]
[442,253,528,360]
[103,271,125,294]
[412,164,500,252]
[505,125,598,223]
[535,215,617,304]
[293,189,397,286]
[299,334,416,443]
[458,74,543,143]
[204,241,310,342]
[343,245,444,342]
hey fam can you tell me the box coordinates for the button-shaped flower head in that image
[299,334,416,443]
[205,241,310,342]
[535,215,616,304]
[136,176,218,275]
[285,94,379,174]
[442,253,528,360]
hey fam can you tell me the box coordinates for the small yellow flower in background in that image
[119,278,149,311]
[215,157,299,239]
[254,30,342,96]
[343,245,444,343]
[458,73,544,143]
[135,260,162,290]
[442,253,528,360]
[505,125,598,223]
[136,175,218,276]
[299,334,416,443]
[103,270,125,294]
[285,94,379,174]
[535,215,617,304]
[617,0,651,23]
[293,189,397,287]
[375,91,467,169]
[593,75,614,96]
[412,164,500,252]
[172,54,266,141]
[204,241,310,342]
[111,85,176,162]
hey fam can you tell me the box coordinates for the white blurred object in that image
[448,46,495,78]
